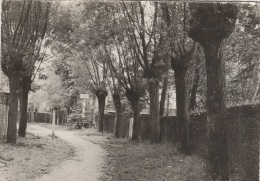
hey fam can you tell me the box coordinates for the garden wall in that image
[102,105,259,180]
[160,105,259,180]
[102,113,152,139]
[103,113,132,138]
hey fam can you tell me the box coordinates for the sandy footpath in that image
[28,125,105,181]
[0,127,73,181]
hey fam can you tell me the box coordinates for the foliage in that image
[1,0,51,78]
[29,59,71,111]
[188,4,260,109]
[0,70,9,93]
[225,3,260,105]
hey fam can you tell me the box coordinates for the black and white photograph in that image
[0,0,259,180]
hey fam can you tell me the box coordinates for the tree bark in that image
[188,4,238,180]
[174,69,191,153]
[149,81,160,143]
[96,90,108,133]
[18,77,31,137]
[159,77,168,117]
[7,71,20,143]
[112,93,122,138]
[171,43,197,153]
[189,63,200,111]
[202,40,229,181]
[125,89,141,141]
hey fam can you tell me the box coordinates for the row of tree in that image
[42,2,259,180]
[1,1,259,180]
[1,0,52,140]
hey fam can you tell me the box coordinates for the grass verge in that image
[101,137,211,181]
[0,132,74,181]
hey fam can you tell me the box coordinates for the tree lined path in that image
[1,2,259,180]
[27,125,105,181]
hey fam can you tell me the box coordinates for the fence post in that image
[129,118,133,139]
[62,110,66,125]
[52,107,57,137]
[57,109,60,125]
[31,111,34,123]
[34,109,38,122]
[50,113,52,124]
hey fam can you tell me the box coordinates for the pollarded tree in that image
[188,3,238,180]
[107,34,146,141]
[159,74,169,117]
[161,3,197,153]
[78,48,108,133]
[101,4,147,141]
[1,0,51,142]
[122,2,168,143]
[18,2,52,137]
[189,45,204,111]
[106,64,125,139]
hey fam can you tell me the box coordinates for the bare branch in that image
[78,51,98,87]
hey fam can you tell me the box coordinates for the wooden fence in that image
[0,104,8,140]
[27,109,67,125]
[0,90,68,139]
[0,92,9,140]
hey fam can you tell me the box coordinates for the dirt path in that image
[27,125,105,181]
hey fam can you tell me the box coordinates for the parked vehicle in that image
[66,113,93,130]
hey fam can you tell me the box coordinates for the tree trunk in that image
[202,40,229,181]
[96,90,107,133]
[188,4,238,180]
[7,71,20,143]
[174,69,191,154]
[112,93,122,138]
[166,94,170,116]
[18,77,31,137]
[189,63,200,111]
[159,77,168,117]
[125,89,141,141]
[149,81,160,143]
